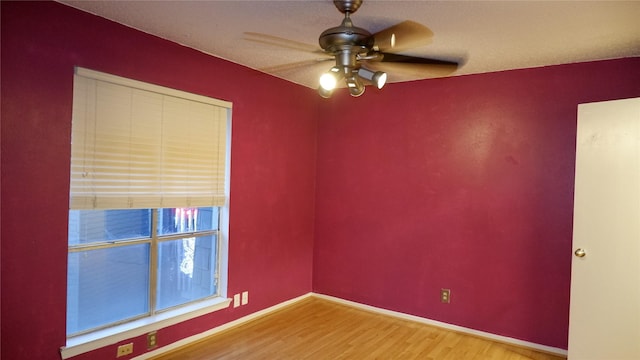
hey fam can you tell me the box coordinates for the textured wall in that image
[1,2,317,359]
[313,57,640,349]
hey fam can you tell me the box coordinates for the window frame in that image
[67,208,222,337]
[61,68,232,359]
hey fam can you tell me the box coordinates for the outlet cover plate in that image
[441,289,451,303]
[147,331,158,350]
[116,343,133,357]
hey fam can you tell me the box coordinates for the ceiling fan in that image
[248,0,461,98]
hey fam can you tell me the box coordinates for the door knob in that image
[574,248,586,258]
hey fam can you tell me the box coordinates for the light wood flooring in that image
[151,296,566,360]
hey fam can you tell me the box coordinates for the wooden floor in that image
[151,296,566,360]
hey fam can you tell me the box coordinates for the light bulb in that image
[319,72,338,91]
[375,72,387,89]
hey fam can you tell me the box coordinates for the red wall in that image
[313,57,640,349]
[1,2,317,359]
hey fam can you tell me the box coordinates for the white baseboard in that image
[313,293,568,357]
[132,292,313,359]
[135,292,567,359]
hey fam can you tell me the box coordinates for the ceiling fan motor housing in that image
[320,0,372,58]
[318,25,373,55]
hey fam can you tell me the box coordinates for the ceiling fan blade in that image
[260,57,333,73]
[379,53,458,67]
[371,20,433,53]
[264,60,338,89]
[362,54,460,82]
[244,32,323,54]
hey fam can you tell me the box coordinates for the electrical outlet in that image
[241,291,249,305]
[147,331,158,350]
[233,293,240,308]
[116,343,133,357]
[441,289,451,303]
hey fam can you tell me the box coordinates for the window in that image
[66,68,231,339]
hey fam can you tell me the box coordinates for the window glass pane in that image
[66,244,150,335]
[157,207,218,235]
[68,209,151,245]
[157,235,217,310]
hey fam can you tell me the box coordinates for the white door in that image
[568,97,640,360]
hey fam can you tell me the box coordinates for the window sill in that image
[60,297,232,359]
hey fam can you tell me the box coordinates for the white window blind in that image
[70,68,231,210]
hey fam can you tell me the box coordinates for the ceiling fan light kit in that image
[318,65,376,98]
[315,0,459,98]
[357,67,387,89]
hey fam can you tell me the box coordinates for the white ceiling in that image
[58,0,640,89]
